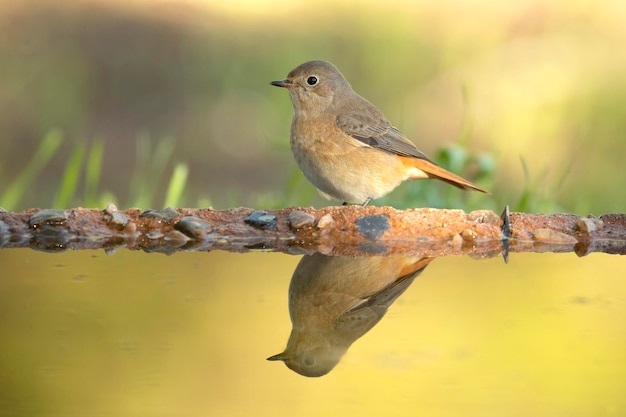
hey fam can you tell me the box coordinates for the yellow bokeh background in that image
[0,249,624,416]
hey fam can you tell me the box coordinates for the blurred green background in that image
[1,0,625,213]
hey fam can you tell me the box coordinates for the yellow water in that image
[0,249,624,417]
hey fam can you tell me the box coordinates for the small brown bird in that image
[267,254,434,377]
[271,60,488,206]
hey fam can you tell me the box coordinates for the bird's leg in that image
[342,198,371,206]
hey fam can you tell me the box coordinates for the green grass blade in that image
[164,163,188,208]
[128,134,177,208]
[516,156,531,212]
[53,142,86,208]
[1,129,63,210]
[84,138,105,207]
[128,132,152,208]
[149,137,176,198]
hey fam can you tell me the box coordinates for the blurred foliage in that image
[1,130,190,210]
[1,0,625,213]
[378,145,496,211]
[0,129,63,210]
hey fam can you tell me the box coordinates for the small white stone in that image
[316,213,335,229]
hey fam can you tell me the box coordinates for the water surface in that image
[0,249,624,416]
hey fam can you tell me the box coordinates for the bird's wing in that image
[335,272,418,335]
[336,112,433,162]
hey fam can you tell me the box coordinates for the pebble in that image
[110,212,130,229]
[174,216,214,239]
[461,228,478,242]
[103,202,118,215]
[29,209,68,228]
[103,203,131,230]
[0,220,8,247]
[244,211,277,231]
[287,210,315,229]
[575,217,604,233]
[316,213,335,229]
[468,210,501,224]
[355,215,390,239]
[139,208,179,222]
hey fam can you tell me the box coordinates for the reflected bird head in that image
[267,344,344,378]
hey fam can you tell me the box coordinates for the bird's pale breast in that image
[290,114,408,203]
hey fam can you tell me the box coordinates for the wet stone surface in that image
[29,209,69,228]
[0,206,624,257]
[109,212,130,229]
[244,211,278,231]
[575,217,604,233]
[355,215,390,239]
[316,213,334,228]
[174,216,214,239]
[0,220,8,247]
[26,210,72,252]
[469,209,502,224]
[287,210,316,230]
[139,208,179,222]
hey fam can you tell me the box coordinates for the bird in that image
[267,254,434,377]
[270,60,488,206]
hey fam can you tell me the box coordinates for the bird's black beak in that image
[267,352,288,361]
[270,79,290,88]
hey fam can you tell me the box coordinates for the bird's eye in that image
[303,355,315,367]
[306,76,318,86]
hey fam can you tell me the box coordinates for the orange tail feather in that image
[400,157,489,194]
[397,257,436,277]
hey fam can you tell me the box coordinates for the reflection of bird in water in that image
[268,254,434,377]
